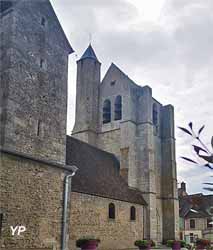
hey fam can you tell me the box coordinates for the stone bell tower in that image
[72,45,101,146]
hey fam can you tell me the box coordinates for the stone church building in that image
[72,45,179,243]
[0,1,179,250]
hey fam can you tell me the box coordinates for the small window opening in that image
[109,203,115,219]
[130,206,136,221]
[110,80,116,86]
[153,103,158,126]
[114,95,122,121]
[0,213,3,236]
[190,219,195,229]
[103,99,111,124]
[41,17,46,26]
[40,58,44,69]
[37,120,41,136]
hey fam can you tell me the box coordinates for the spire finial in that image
[89,33,92,45]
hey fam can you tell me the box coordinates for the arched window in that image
[153,103,158,126]
[109,203,115,219]
[103,99,111,124]
[114,95,122,121]
[130,206,136,221]
[190,219,195,229]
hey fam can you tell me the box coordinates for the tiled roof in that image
[66,136,146,205]
[179,193,213,218]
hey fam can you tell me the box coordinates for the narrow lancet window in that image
[130,206,136,221]
[103,99,111,124]
[109,203,115,219]
[153,103,158,126]
[114,95,122,121]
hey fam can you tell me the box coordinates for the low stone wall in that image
[0,152,66,250]
[69,192,144,250]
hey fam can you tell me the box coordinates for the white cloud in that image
[51,0,213,194]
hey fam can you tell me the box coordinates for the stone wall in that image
[185,218,207,231]
[0,1,70,164]
[0,152,66,250]
[69,192,144,250]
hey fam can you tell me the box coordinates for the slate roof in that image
[179,193,213,218]
[66,136,146,205]
[79,44,99,62]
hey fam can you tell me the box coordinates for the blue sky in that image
[51,0,213,195]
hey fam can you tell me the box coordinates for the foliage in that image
[150,240,156,247]
[166,240,185,247]
[185,243,193,249]
[196,238,210,247]
[179,122,213,191]
[134,240,155,248]
[180,240,187,247]
[76,238,100,248]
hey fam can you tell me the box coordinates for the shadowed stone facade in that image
[0,1,73,249]
[72,46,179,242]
[0,0,72,164]
[0,152,67,250]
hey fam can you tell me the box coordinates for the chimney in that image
[181,182,186,192]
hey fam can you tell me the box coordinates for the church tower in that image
[72,46,179,242]
[0,0,73,164]
[72,45,100,146]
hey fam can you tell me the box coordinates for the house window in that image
[130,206,136,221]
[41,17,46,26]
[114,95,122,121]
[103,99,111,124]
[153,103,158,126]
[207,218,213,228]
[109,203,115,219]
[190,233,194,243]
[190,219,195,229]
[0,213,3,236]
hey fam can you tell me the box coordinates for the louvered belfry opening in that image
[103,99,111,124]
[114,95,122,121]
